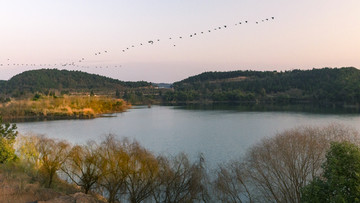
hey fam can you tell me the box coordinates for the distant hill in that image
[0,69,152,96]
[165,67,360,105]
[2,67,360,106]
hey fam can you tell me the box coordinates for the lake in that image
[16,105,360,167]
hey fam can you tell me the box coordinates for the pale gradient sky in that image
[0,0,359,83]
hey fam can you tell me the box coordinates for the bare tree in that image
[214,161,253,203]
[124,141,159,203]
[244,124,359,202]
[62,141,101,194]
[97,135,129,203]
[152,153,194,203]
[37,135,71,188]
[189,153,211,202]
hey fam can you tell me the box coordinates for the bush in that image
[0,117,18,163]
[32,93,41,101]
[0,137,17,163]
[301,142,360,202]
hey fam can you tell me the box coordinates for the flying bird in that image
[54,15,275,64]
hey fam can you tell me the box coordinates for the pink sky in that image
[0,0,359,83]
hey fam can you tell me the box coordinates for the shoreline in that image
[3,101,360,123]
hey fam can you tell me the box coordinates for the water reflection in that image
[175,103,360,115]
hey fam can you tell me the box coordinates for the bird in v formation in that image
[1,17,275,70]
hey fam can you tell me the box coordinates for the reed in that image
[0,95,130,120]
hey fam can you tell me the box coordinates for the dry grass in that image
[0,95,130,120]
[0,162,78,203]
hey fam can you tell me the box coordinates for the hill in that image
[0,69,151,97]
[165,67,360,105]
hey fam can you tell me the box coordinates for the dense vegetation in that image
[0,95,129,120]
[0,117,18,163]
[2,67,360,106]
[165,67,360,105]
[0,69,152,98]
[301,142,360,202]
[2,116,360,202]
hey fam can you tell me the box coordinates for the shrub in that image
[0,117,18,163]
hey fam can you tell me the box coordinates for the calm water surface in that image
[16,105,360,167]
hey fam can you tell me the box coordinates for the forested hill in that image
[166,67,360,104]
[0,69,151,95]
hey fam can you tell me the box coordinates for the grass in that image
[0,162,79,203]
[0,95,130,120]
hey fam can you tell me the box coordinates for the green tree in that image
[301,142,360,202]
[0,117,18,163]
[115,89,121,98]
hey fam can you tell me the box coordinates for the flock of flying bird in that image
[1,17,275,70]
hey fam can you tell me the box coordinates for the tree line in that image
[165,67,360,105]
[3,67,360,106]
[0,69,152,99]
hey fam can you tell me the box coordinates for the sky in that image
[0,0,359,83]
